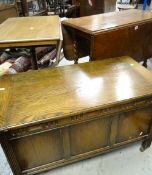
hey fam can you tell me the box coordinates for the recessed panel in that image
[11,129,64,170]
[70,118,110,156]
[117,107,152,143]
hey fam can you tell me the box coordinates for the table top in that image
[0,16,62,48]
[1,56,152,131]
[62,9,152,34]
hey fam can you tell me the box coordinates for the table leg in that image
[72,29,79,64]
[30,47,38,70]
[20,0,28,16]
[143,59,147,68]
[56,40,63,64]
[140,121,152,152]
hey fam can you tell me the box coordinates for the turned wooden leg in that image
[56,40,63,64]
[72,29,79,64]
[140,139,152,152]
[74,59,78,64]
[73,40,78,64]
[140,118,152,152]
[20,0,28,16]
[30,47,38,70]
[143,59,147,68]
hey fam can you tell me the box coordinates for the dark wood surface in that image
[0,3,18,24]
[62,9,152,63]
[1,56,152,174]
[73,0,104,16]
[62,9,152,34]
[73,0,116,17]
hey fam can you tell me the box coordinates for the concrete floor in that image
[1,141,152,175]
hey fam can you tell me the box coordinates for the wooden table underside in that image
[0,42,62,70]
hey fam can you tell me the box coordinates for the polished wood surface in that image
[0,16,61,48]
[1,56,152,130]
[1,57,152,174]
[62,9,152,63]
[63,9,152,34]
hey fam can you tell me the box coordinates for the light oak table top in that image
[62,9,152,34]
[0,16,62,48]
[1,56,152,131]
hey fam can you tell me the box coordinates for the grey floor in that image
[1,142,152,175]
[1,57,152,175]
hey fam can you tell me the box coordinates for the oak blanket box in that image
[0,56,152,174]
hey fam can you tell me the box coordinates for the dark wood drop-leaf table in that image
[62,9,152,66]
